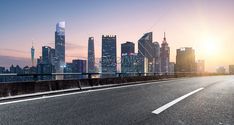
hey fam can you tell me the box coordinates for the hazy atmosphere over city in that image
[0,1,234,125]
[0,0,234,72]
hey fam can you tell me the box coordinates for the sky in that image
[0,0,234,72]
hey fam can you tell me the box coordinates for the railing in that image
[0,72,169,83]
[0,71,217,83]
[0,72,226,97]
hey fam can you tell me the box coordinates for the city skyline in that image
[1,0,234,72]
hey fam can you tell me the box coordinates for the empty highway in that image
[0,76,233,125]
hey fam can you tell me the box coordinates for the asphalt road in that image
[0,76,233,125]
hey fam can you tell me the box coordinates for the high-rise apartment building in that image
[88,37,95,73]
[176,47,196,73]
[121,41,137,73]
[55,21,65,74]
[121,41,135,54]
[152,42,161,73]
[101,35,117,73]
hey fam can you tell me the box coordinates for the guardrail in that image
[0,72,225,98]
[0,72,170,83]
[0,72,218,82]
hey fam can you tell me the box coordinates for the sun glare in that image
[201,37,219,56]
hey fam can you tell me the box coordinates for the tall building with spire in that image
[31,42,35,67]
[160,32,170,74]
[88,37,95,73]
[55,21,65,75]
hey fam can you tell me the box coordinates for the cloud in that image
[0,48,28,54]
[46,41,87,50]
[66,42,87,50]
[0,55,30,68]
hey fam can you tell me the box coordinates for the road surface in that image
[0,76,233,125]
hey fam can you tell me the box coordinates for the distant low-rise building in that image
[0,66,5,73]
[72,59,87,79]
[216,66,226,74]
[10,65,23,74]
[72,59,87,73]
[64,63,73,79]
[229,65,234,74]
[169,62,175,75]
[37,64,53,80]
[196,60,205,73]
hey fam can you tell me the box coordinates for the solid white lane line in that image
[0,80,180,106]
[152,87,204,115]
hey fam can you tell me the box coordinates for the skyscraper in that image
[138,32,154,73]
[55,21,65,75]
[121,41,137,73]
[50,48,56,68]
[42,46,52,64]
[37,46,54,80]
[121,41,135,54]
[31,42,35,67]
[176,47,196,73]
[88,37,95,73]
[152,42,161,73]
[160,32,170,74]
[101,35,117,73]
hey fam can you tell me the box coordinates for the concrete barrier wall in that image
[0,75,177,97]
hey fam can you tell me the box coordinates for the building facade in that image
[42,46,52,64]
[229,65,234,74]
[138,32,154,73]
[217,66,226,74]
[72,59,87,79]
[196,60,205,73]
[169,62,175,75]
[101,35,117,73]
[160,32,170,74]
[88,37,95,73]
[31,43,35,67]
[176,47,196,73]
[121,41,136,73]
[152,42,161,73]
[55,22,65,75]
[121,41,135,54]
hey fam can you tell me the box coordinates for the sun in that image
[201,37,219,56]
